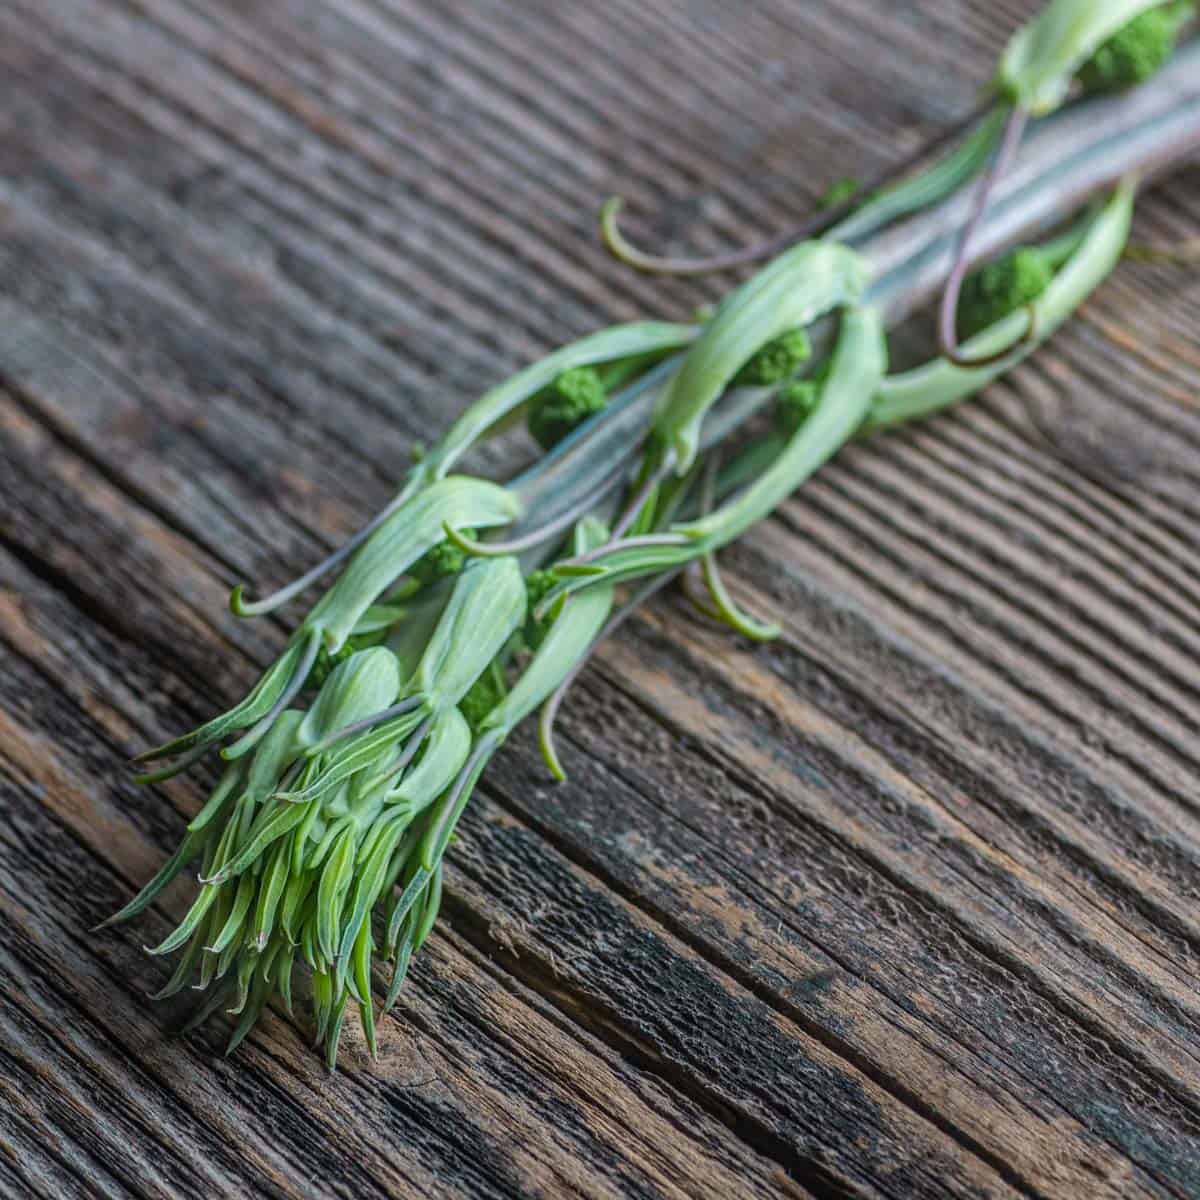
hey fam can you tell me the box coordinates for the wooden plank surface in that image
[2,1,1200,1196]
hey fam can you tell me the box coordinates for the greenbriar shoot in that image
[105,0,1198,1068]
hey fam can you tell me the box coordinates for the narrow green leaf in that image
[251,842,291,950]
[483,584,614,737]
[307,814,352,873]
[386,709,472,813]
[384,923,416,1014]
[182,980,235,1035]
[312,967,332,1045]
[243,709,305,800]
[352,921,377,1060]
[418,743,491,873]
[279,870,313,941]
[302,914,320,971]
[152,931,206,999]
[324,991,350,1072]
[278,712,425,806]
[277,945,296,1016]
[291,791,324,873]
[145,885,218,956]
[214,800,314,883]
[207,874,255,954]
[135,633,313,762]
[96,825,210,929]
[413,863,444,954]
[335,818,405,990]
[386,865,432,952]
[185,761,247,834]
[316,831,357,966]
[226,969,273,1056]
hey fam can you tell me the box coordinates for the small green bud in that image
[735,328,812,387]
[957,247,1053,340]
[527,366,608,450]
[523,568,560,650]
[459,670,505,733]
[775,380,820,436]
[817,177,861,210]
[310,627,387,688]
[409,531,474,586]
[1077,3,1190,94]
[309,643,351,690]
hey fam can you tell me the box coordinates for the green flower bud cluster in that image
[522,568,560,650]
[957,247,1055,340]
[1077,2,1192,94]
[309,628,389,688]
[459,669,505,732]
[409,529,475,586]
[774,380,820,436]
[735,327,813,387]
[527,366,608,450]
[999,0,1192,115]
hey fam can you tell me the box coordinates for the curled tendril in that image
[600,196,837,277]
[692,455,780,641]
[131,741,213,785]
[683,562,724,623]
[600,105,994,277]
[938,105,1036,368]
[698,549,780,642]
[440,524,508,557]
[230,494,412,618]
[536,680,572,782]
[947,302,1040,370]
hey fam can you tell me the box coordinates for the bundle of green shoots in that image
[103,0,1200,1067]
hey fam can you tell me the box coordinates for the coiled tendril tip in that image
[942,302,1040,370]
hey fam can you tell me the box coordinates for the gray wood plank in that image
[3,0,1200,1196]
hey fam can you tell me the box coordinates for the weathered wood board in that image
[2,1,1200,1196]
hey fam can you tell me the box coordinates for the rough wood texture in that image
[2,2,1200,1196]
